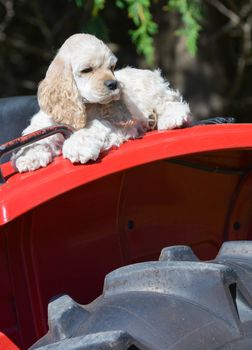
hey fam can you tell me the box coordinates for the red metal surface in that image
[1,124,252,349]
[1,175,125,348]
[1,124,252,226]
[0,333,19,350]
[225,171,252,241]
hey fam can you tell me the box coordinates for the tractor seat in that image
[0,96,39,163]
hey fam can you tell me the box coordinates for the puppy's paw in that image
[157,102,191,130]
[62,136,100,164]
[12,144,53,172]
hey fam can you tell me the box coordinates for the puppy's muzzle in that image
[104,80,118,91]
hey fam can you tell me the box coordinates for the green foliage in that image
[168,0,202,56]
[75,0,85,8]
[125,0,158,65]
[83,16,109,42]
[92,0,106,16]
[74,0,202,65]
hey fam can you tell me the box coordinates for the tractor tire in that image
[30,241,252,350]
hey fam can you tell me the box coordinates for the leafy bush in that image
[75,0,202,65]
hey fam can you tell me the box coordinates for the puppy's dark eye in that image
[110,65,116,73]
[80,67,93,74]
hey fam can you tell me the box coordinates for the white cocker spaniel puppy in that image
[12,33,191,172]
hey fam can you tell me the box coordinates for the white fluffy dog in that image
[12,33,191,172]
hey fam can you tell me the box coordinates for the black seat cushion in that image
[0,96,39,163]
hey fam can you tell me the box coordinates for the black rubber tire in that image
[30,241,252,350]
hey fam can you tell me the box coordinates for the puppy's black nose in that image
[104,80,118,90]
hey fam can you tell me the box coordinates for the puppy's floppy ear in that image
[38,56,86,130]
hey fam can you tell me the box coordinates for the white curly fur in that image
[12,33,191,172]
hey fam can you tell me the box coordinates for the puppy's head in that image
[38,34,120,130]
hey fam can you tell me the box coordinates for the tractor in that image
[1,96,252,349]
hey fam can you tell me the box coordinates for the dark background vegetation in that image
[0,0,252,121]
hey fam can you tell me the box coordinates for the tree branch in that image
[0,0,14,36]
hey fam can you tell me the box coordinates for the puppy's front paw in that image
[157,102,191,130]
[12,144,53,172]
[62,136,100,164]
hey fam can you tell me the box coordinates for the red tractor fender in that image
[1,124,252,225]
[1,124,252,349]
